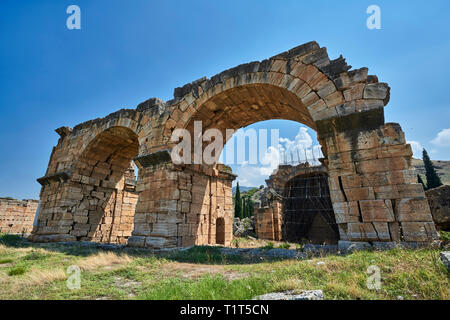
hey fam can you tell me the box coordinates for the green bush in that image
[0,233,22,246]
[23,251,48,261]
[440,231,450,241]
[262,242,274,250]
[277,242,290,249]
[8,265,27,276]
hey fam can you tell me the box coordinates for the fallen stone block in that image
[253,290,324,300]
[338,240,372,252]
[440,252,449,271]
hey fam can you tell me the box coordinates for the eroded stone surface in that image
[425,185,450,230]
[253,290,324,300]
[0,198,38,235]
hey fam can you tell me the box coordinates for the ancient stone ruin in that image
[255,163,339,244]
[425,185,450,231]
[0,198,38,235]
[30,41,438,248]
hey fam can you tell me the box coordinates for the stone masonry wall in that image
[255,164,325,241]
[0,198,38,235]
[128,159,235,249]
[254,202,282,241]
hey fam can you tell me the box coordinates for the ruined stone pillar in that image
[318,109,439,243]
[128,150,235,249]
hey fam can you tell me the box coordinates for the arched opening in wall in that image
[282,168,339,244]
[178,82,337,246]
[216,217,226,245]
[71,126,140,244]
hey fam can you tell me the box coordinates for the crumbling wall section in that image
[0,198,38,235]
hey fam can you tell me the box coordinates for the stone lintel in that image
[316,107,385,138]
[37,171,71,186]
[134,149,172,168]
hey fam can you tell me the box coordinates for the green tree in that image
[248,198,254,217]
[422,149,443,190]
[242,197,247,218]
[417,174,426,190]
[234,182,243,218]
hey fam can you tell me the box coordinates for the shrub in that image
[8,265,27,276]
[277,242,290,249]
[0,233,22,246]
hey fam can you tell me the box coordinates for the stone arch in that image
[32,124,142,244]
[33,41,438,247]
[162,42,387,147]
[69,126,140,243]
[152,41,435,245]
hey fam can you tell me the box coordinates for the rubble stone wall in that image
[0,198,38,235]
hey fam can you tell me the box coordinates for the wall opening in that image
[282,171,339,244]
[216,217,226,245]
[71,126,140,244]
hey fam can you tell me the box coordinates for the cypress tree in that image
[234,182,243,218]
[422,149,443,190]
[248,198,254,217]
[242,197,247,218]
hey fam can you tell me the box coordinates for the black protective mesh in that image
[282,174,339,243]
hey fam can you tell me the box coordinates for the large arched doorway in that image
[67,126,139,244]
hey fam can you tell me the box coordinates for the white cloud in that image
[407,140,423,159]
[431,129,450,147]
[278,127,322,164]
[233,127,322,187]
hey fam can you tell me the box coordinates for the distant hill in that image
[412,159,450,185]
[232,186,257,195]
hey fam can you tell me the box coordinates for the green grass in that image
[138,274,270,300]
[440,231,450,242]
[0,258,14,264]
[277,242,291,249]
[0,239,448,300]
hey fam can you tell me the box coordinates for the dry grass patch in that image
[163,262,249,281]
[77,251,133,271]
[22,268,67,286]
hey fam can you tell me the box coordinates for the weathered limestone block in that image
[425,185,450,230]
[359,199,395,222]
[332,202,360,223]
[401,222,438,242]
[347,223,378,241]
[394,198,433,222]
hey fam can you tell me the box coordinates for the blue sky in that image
[1,0,449,198]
